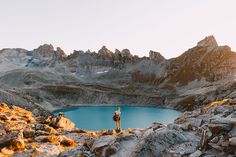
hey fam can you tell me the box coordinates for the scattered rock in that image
[60,137,76,147]
[106,129,116,135]
[229,137,236,146]
[8,132,25,151]
[23,129,35,138]
[1,147,14,155]
[91,135,116,155]
[59,145,93,157]
[210,136,219,143]
[208,142,224,151]
[228,126,236,137]
[0,131,25,151]
[0,100,235,156]
[51,117,75,130]
[35,124,57,134]
[189,150,202,157]
[208,123,233,136]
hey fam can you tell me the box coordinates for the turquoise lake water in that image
[53,106,182,130]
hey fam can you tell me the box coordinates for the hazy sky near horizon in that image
[0,0,235,59]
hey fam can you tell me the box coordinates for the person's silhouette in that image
[113,107,121,132]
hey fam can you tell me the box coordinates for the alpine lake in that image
[53,106,182,131]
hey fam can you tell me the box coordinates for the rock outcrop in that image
[131,99,236,157]
[197,35,218,47]
[0,97,235,156]
[27,44,67,67]
[166,40,236,86]
[149,50,165,62]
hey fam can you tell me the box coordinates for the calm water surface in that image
[53,106,182,130]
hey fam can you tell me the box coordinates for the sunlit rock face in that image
[166,40,236,86]
[197,35,218,47]
[130,36,236,90]
[0,98,236,156]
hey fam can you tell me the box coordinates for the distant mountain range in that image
[1,35,236,114]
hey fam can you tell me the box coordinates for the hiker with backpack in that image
[113,107,121,131]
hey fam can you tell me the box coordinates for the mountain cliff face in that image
[166,38,236,86]
[0,36,236,112]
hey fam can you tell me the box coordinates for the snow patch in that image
[96,70,108,74]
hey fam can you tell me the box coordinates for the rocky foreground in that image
[0,100,235,157]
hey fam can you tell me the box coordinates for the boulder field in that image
[0,99,235,157]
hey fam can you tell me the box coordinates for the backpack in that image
[113,113,120,121]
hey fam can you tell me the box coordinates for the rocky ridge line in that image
[1,35,236,118]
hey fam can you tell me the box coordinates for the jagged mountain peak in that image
[121,49,132,58]
[98,45,110,53]
[56,47,67,58]
[167,38,236,86]
[97,46,134,58]
[99,45,108,51]
[32,44,67,59]
[35,44,55,52]
[149,50,165,62]
[98,45,113,57]
[197,35,218,47]
[114,49,121,54]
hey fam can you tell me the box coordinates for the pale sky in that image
[0,0,235,59]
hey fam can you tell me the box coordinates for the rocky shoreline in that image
[0,98,235,157]
[50,103,162,113]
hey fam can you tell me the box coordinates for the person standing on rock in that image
[113,107,121,132]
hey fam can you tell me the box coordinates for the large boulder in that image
[59,145,93,157]
[91,135,116,156]
[0,131,25,151]
[130,128,194,157]
[229,137,236,146]
[51,117,75,130]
